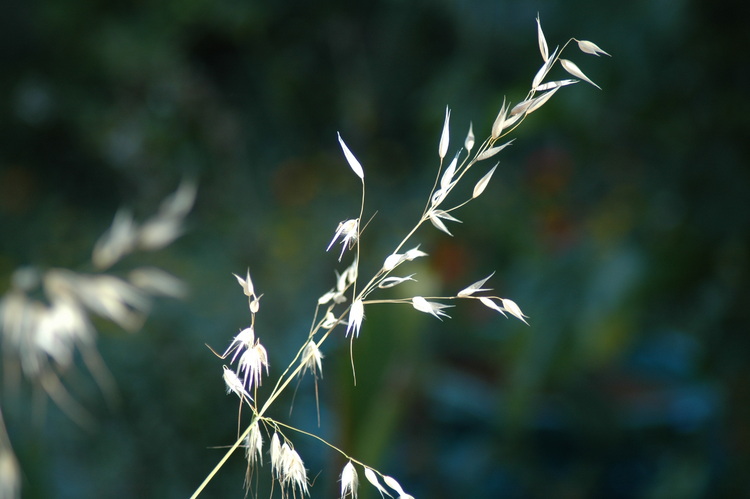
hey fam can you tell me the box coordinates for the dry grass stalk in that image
[192,16,607,499]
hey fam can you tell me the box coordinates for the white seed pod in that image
[270,433,282,478]
[535,79,578,91]
[233,269,255,297]
[457,272,495,297]
[318,289,336,305]
[560,59,601,89]
[245,421,263,467]
[222,365,251,400]
[364,468,392,498]
[249,296,261,314]
[428,209,462,237]
[347,299,364,337]
[337,133,365,179]
[440,152,459,191]
[464,122,475,153]
[577,39,610,57]
[532,46,559,90]
[491,97,508,139]
[403,246,428,261]
[383,253,404,272]
[383,475,406,496]
[439,106,451,160]
[472,164,498,199]
[378,274,416,289]
[525,87,560,115]
[321,311,338,329]
[536,15,549,61]
[479,297,507,317]
[411,296,453,320]
[476,139,514,162]
[501,298,530,325]
[340,461,358,498]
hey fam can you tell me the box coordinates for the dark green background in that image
[1,0,747,497]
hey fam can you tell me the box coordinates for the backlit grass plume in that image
[0,182,195,497]
[192,16,608,498]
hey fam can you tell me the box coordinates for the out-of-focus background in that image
[1,0,747,497]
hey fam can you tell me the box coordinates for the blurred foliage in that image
[1,0,748,497]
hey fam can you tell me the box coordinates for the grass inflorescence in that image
[191,16,608,499]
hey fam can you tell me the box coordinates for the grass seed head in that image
[223,365,251,400]
[327,219,360,262]
[340,461,359,499]
[346,300,365,338]
[438,106,451,160]
[301,340,324,378]
[338,133,365,179]
[245,422,263,467]
[237,341,269,389]
[411,296,453,320]
[464,122,475,153]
